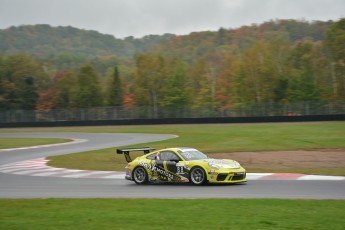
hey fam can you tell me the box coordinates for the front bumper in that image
[208,170,246,183]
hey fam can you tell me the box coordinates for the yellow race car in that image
[117,147,246,185]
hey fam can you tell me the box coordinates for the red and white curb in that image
[0,158,344,180]
[0,158,124,179]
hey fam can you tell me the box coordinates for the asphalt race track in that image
[0,132,344,199]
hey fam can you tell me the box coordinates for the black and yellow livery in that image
[117,147,246,185]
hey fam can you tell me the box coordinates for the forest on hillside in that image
[0,19,344,121]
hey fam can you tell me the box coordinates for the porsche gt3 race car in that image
[117,147,246,185]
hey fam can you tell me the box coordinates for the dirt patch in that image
[212,149,345,169]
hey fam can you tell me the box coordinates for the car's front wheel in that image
[133,167,148,184]
[190,167,207,185]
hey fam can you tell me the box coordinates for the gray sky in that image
[0,0,344,38]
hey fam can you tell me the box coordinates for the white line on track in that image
[0,138,87,152]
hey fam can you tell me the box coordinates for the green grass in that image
[0,199,344,230]
[64,122,345,151]
[44,122,345,175]
[1,122,345,174]
[3,122,344,152]
[1,125,344,228]
[0,138,71,149]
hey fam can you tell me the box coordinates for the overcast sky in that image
[0,0,344,38]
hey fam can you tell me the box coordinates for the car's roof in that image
[156,147,198,152]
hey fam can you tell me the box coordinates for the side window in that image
[160,151,181,161]
[146,153,156,160]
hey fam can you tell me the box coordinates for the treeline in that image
[0,19,344,117]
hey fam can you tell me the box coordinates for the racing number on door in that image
[176,163,184,174]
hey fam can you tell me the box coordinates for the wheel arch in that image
[189,165,208,184]
[190,164,210,181]
[132,165,149,184]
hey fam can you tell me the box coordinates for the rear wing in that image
[116,147,155,163]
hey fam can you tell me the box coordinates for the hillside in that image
[153,19,333,62]
[0,20,333,60]
[0,24,175,58]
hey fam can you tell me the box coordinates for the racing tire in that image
[190,166,207,185]
[133,167,148,185]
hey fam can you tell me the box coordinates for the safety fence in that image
[0,101,345,123]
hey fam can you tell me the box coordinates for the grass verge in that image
[45,122,345,175]
[3,122,345,152]
[0,138,71,149]
[1,199,344,230]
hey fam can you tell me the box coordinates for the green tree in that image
[0,79,17,110]
[106,66,123,106]
[54,71,78,108]
[161,58,190,116]
[324,18,345,100]
[0,54,49,110]
[267,37,292,103]
[241,40,276,103]
[132,54,167,117]
[288,40,321,102]
[75,64,103,108]
[273,79,289,102]
[18,76,38,110]
[189,58,214,113]
[231,60,251,105]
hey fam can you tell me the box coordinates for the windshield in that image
[178,149,208,161]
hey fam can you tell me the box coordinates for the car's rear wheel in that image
[190,167,206,185]
[133,167,148,184]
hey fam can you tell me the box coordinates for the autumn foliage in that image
[0,19,344,116]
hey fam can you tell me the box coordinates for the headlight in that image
[208,162,219,169]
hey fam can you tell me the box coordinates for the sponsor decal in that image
[139,160,175,181]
